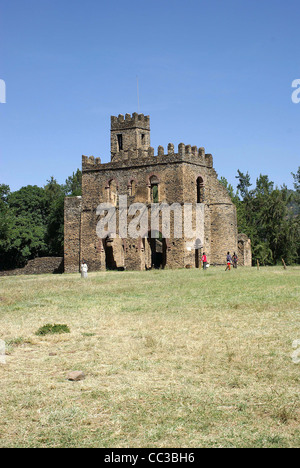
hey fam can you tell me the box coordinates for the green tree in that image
[64,169,82,196]
[292,167,300,193]
[0,184,12,268]
[44,177,63,212]
[235,170,252,199]
[219,176,239,203]
[0,169,83,270]
[44,170,82,257]
[1,185,48,268]
[233,172,299,265]
[233,170,255,239]
[0,184,10,205]
[8,185,48,224]
[44,177,65,256]
[291,167,300,262]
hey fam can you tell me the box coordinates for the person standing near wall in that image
[232,252,238,269]
[81,261,88,279]
[202,252,208,270]
[225,252,232,271]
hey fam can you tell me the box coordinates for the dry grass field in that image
[0,266,299,448]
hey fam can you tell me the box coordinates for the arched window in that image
[108,179,118,205]
[117,134,123,151]
[149,175,159,203]
[196,177,204,203]
[128,179,137,197]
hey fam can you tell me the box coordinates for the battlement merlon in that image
[82,155,102,170]
[111,113,150,131]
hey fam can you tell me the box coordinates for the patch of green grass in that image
[7,337,27,347]
[35,324,70,336]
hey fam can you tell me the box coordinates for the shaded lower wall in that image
[0,257,64,277]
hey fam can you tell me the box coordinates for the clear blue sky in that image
[0,0,299,192]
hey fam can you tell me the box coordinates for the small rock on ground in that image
[67,371,85,382]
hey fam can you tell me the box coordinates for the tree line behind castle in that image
[0,167,299,271]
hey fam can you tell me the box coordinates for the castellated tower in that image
[64,113,251,273]
[110,113,151,160]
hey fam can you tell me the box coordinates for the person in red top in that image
[202,252,208,270]
[225,252,232,271]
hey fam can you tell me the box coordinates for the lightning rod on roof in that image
[136,75,140,114]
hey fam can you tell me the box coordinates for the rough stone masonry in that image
[64,113,252,272]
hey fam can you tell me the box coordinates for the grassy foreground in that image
[0,266,299,448]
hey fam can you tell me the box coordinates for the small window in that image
[129,180,136,197]
[117,134,123,151]
[141,133,145,145]
[152,184,158,203]
[196,177,204,203]
[149,175,159,203]
[108,179,118,205]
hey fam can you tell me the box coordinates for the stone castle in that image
[64,113,251,272]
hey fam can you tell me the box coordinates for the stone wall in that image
[64,196,82,273]
[0,257,64,277]
[238,233,252,266]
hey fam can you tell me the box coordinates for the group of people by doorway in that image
[80,251,239,277]
[200,251,238,271]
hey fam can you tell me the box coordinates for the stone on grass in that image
[67,371,85,382]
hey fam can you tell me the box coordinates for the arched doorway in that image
[147,231,167,269]
[103,236,125,271]
[194,238,203,268]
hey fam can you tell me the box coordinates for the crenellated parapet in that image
[82,155,102,171]
[111,113,150,131]
[151,143,213,167]
[82,144,213,171]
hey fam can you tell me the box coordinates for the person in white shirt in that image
[81,261,88,279]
